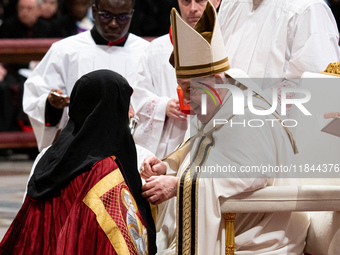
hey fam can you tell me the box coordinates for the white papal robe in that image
[131,35,188,159]
[23,31,149,151]
[156,76,309,254]
[218,0,340,90]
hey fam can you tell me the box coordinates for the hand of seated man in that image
[142,175,178,205]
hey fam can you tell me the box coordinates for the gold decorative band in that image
[177,57,230,71]
[321,61,340,77]
[225,213,236,255]
[83,168,130,254]
[176,58,230,79]
[320,71,340,77]
[176,133,215,255]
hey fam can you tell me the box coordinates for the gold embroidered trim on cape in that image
[83,168,129,254]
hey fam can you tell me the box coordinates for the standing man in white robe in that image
[218,0,340,91]
[23,0,149,151]
[131,0,221,159]
[140,3,309,254]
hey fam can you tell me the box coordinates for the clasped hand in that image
[140,156,178,205]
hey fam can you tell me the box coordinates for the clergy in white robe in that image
[131,35,188,159]
[24,0,150,152]
[141,3,309,254]
[23,27,149,151]
[154,79,309,254]
[131,0,221,159]
[218,0,340,90]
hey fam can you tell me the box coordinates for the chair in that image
[221,71,340,254]
[221,185,340,254]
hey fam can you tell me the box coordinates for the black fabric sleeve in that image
[45,99,63,126]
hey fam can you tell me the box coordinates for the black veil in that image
[27,69,156,253]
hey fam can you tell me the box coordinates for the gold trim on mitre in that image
[321,61,340,77]
[170,1,230,79]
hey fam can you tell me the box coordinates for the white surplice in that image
[156,78,309,254]
[218,0,340,90]
[23,31,149,151]
[131,35,188,159]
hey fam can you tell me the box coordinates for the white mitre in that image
[170,1,267,99]
[170,1,230,79]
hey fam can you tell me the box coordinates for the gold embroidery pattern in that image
[175,58,230,79]
[181,170,193,255]
[100,185,139,254]
[177,132,215,255]
[321,62,340,77]
[121,188,148,255]
[83,167,148,255]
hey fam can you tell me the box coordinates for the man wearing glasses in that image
[23,0,149,152]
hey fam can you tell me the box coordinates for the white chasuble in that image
[156,89,309,254]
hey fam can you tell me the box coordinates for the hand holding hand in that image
[140,155,167,180]
[48,89,70,109]
[142,175,178,205]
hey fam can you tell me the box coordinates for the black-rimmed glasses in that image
[97,10,133,24]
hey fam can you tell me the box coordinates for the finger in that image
[140,161,154,179]
[152,163,166,176]
[141,190,149,198]
[141,180,155,191]
[141,187,157,199]
[56,89,63,94]
[53,100,65,109]
[142,159,154,172]
[140,171,151,180]
[173,107,187,120]
[142,162,151,173]
[178,114,187,121]
[62,98,70,106]
[168,106,185,117]
[140,168,153,180]
[169,112,187,121]
[141,168,155,179]
[141,183,149,192]
[169,102,180,111]
[145,176,158,183]
[149,156,161,166]
[53,98,69,108]
[49,92,68,105]
[146,194,159,204]
[151,165,162,175]
[152,199,163,205]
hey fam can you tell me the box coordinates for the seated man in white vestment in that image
[131,0,221,159]
[23,0,150,152]
[218,0,340,92]
[140,2,309,254]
